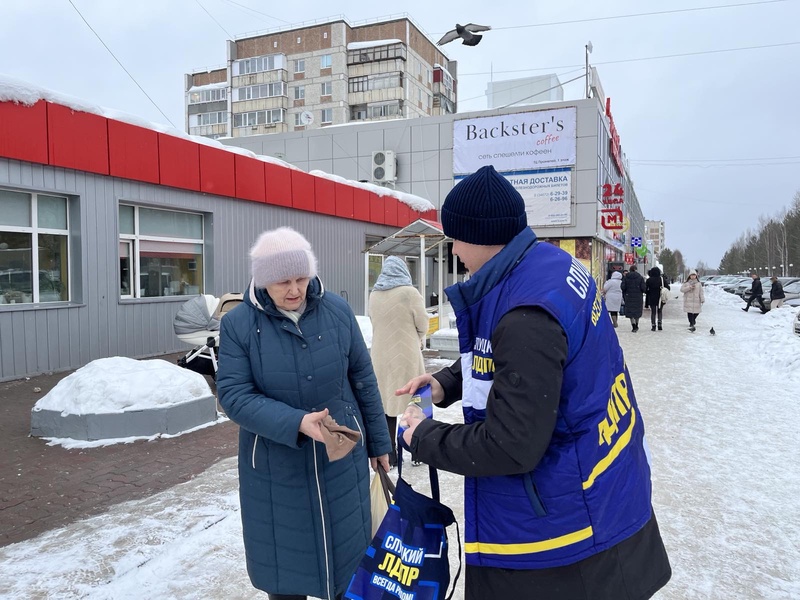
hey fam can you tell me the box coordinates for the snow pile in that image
[33,357,213,416]
[309,170,434,212]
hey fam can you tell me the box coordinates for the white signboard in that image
[454,167,572,227]
[453,108,577,175]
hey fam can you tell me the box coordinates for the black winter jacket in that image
[750,277,763,297]
[646,274,670,307]
[620,271,646,318]
[771,281,785,299]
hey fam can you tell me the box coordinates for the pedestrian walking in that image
[602,271,623,327]
[216,226,392,600]
[368,256,429,468]
[397,166,671,600]
[645,267,669,331]
[621,265,646,332]
[770,276,785,309]
[680,269,705,331]
[742,272,767,313]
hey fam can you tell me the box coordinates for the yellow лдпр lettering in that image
[375,553,421,587]
[597,373,632,446]
[472,355,495,375]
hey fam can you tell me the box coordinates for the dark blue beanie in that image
[441,165,527,246]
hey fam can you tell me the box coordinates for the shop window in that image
[118,204,205,298]
[0,190,70,305]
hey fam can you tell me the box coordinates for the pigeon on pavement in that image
[437,23,492,47]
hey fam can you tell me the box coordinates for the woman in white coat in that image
[368,256,429,466]
[602,271,624,327]
[680,269,705,332]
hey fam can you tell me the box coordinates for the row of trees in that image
[718,191,800,277]
[655,190,800,280]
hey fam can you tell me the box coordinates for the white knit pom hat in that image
[249,226,318,288]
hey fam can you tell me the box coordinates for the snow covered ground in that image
[1,286,799,599]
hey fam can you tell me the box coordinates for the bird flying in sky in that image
[437,23,492,47]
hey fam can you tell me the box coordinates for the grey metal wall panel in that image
[331,132,358,159]
[0,157,396,381]
[309,136,334,160]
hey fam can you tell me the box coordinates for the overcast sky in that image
[2,0,799,268]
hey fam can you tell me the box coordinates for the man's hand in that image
[401,411,424,447]
[299,408,329,443]
[396,374,445,404]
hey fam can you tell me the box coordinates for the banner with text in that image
[455,167,572,227]
[453,107,577,175]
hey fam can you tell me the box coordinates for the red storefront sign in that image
[605,98,624,176]
[624,253,635,265]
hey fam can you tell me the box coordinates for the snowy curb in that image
[30,394,218,441]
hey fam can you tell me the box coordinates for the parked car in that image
[794,310,800,337]
[721,277,750,294]
[706,275,740,287]
[780,280,800,304]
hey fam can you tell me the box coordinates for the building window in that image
[323,31,328,39]
[297,37,301,44]
[235,82,286,100]
[294,85,305,100]
[294,113,304,127]
[321,54,332,69]
[321,109,333,124]
[368,102,400,119]
[321,81,332,97]
[0,189,70,305]
[190,111,227,127]
[233,109,285,127]
[348,73,402,93]
[295,59,305,74]
[233,53,285,75]
[347,43,406,65]
[188,87,226,104]
[273,41,278,48]
[119,205,205,298]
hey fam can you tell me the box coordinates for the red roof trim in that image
[0,99,429,226]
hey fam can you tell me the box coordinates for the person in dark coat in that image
[217,227,392,600]
[645,266,670,331]
[397,166,671,600]
[742,272,767,313]
[770,275,785,309]
[621,264,646,332]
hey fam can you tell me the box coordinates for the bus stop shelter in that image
[363,219,454,332]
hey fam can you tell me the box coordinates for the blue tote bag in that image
[345,434,461,600]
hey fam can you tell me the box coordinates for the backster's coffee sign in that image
[453,108,577,175]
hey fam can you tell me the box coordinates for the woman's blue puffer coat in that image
[217,278,392,599]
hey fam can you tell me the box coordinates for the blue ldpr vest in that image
[446,228,653,569]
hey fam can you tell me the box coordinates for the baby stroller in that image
[174,293,243,379]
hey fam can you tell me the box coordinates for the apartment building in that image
[645,219,666,256]
[185,15,457,139]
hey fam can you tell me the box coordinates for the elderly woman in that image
[217,226,391,600]
[368,256,429,466]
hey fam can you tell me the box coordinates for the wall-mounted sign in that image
[453,108,577,175]
[454,167,573,227]
[605,98,624,176]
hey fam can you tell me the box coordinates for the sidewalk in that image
[0,352,238,547]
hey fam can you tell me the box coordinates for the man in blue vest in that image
[398,165,671,599]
